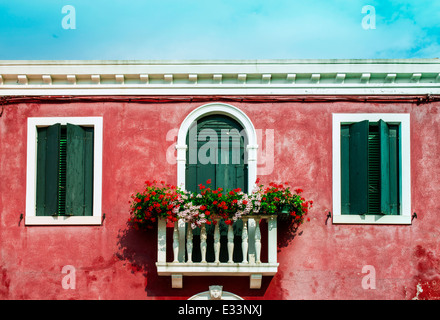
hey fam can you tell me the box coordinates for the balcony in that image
[156,215,279,289]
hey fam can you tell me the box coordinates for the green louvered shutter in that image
[217,127,247,193]
[388,125,399,215]
[379,120,390,214]
[83,126,94,216]
[186,115,247,193]
[379,120,399,215]
[65,124,94,216]
[36,124,61,216]
[340,125,350,214]
[348,120,369,215]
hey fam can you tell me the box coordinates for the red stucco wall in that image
[1,97,439,300]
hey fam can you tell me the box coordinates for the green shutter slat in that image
[349,120,369,215]
[340,125,350,214]
[66,124,94,216]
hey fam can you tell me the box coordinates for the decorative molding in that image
[360,73,371,83]
[212,74,222,83]
[66,74,76,84]
[164,74,173,83]
[91,74,100,84]
[286,73,296,83]
[17,75,28,85]
[139,74,149,84]
[115,74,124,84]
[42,75,52,85]
[385,73,397,83]
[188,74,197,83]
[261,73,271,84]
[335,73,346,83]
[237,73,247,84]
[0,59,439,96]
[310,73,320,83]
[411,73,422,83]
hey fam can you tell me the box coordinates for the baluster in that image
[186,224,193,263]
[214,220,220,263]
[227,223,234,263]
[241,218,248,263]
[172,221,179,263]
[200,223,207,263]
[157,217,167,264]
[255,217,261,264]
[268,216,277,264]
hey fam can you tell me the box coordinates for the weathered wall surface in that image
[1,98,439,299]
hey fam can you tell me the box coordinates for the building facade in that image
[1,59,440,299]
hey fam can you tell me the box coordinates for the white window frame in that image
[25,117,103,225]
[332,113,411,224]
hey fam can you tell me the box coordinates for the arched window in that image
[175,103,258,262]
[185,114,248,193]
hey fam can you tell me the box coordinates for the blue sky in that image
[0,0,439,60]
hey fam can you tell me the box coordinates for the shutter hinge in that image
[412,212,417,221]
[325,212,332,225]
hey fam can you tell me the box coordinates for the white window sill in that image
[332,214,411,225]
[25,215,102,226]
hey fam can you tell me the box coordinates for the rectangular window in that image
[26,117,103,225]
[332,114,411,224]
[36,124,94,217]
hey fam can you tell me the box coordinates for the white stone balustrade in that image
[156,216,279,289]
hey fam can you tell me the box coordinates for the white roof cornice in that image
[1,59,440,96]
